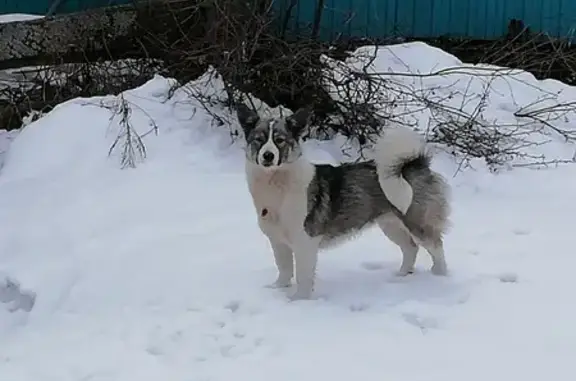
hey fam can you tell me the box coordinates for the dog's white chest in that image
[247,170,305,245]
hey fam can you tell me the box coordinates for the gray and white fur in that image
[237,104,451,300]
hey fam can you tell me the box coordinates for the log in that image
[0,0,212,131]
[0,0,203,71]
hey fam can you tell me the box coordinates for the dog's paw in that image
[287,288,313,301]
[431,264,448,276]
[265,278,292,289]
[395,268,415,277]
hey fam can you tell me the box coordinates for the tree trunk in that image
[0,0,201,71]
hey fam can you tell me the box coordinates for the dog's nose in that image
[262,151,274,162]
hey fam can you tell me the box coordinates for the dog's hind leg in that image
[377,214,419,276]
[420,238,448,276]
[267,239,294,288]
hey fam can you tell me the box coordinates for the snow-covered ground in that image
[1,42,575,380]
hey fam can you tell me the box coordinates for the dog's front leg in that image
[267,239,294,288]
[289,234,322,301]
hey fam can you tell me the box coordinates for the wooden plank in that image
[467,0,488,39]
[431,0,452,37]
[413,0,433,38]
[395,0,415,37]
[559,0,576,38]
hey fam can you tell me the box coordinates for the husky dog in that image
[237,104,451,300]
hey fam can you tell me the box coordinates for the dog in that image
[236,104,451,300]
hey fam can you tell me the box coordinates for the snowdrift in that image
[0,42,575,381]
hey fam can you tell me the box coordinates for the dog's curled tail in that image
[374,127,431,215]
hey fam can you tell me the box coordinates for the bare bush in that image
[423,21,576,86]
[2,0,575,173]
[83,93,159,169]
[135,0,395,145]
[0,58,162,131]
[356,62,576,170]
[141,0,575,171]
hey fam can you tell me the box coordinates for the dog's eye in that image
[275,137,285,144]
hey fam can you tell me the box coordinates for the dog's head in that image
[236,104,311,169]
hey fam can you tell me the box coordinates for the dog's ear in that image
[236,103,260,136]
[286,107,312,138]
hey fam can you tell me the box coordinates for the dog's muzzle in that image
[261,151,275,167]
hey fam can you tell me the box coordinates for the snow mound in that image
[0,129,18,170]
[0,42,575,380]
[322,42,576,168]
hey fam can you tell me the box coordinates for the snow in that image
[0,129,18,168]
[0,13,44,24]
[322,42,576,168]
[1,42,576,380]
